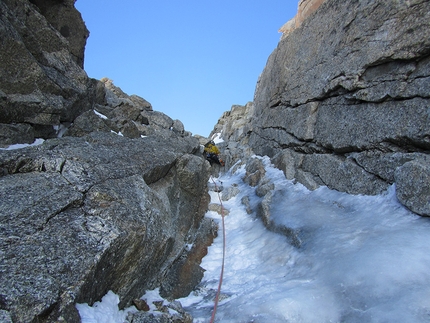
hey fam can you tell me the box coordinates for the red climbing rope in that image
[210,176,227,323]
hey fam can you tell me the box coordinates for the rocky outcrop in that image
[0,0,92,143]
[0,0,189,148]
[0,132,213,322]
[65,77,189,139]
[28,0,89,68]
[213,0,430,216]
[209,102,255,168]
[0,1,215,322]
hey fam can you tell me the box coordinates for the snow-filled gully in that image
[79,157,430,323]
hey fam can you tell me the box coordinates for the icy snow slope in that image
[78,157,430,322]
[180,157,430,323]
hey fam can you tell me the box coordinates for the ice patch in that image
[94,109,108,119]
[76,157,430,322]
[0,138,44,150]
[53,123,70,137]
[180,156,430,322]
[211,132,224,144]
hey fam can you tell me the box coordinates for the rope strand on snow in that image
[210,175,226,323]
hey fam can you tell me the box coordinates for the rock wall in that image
[0,1,214,322]
[0,132,213,322]
[28,0,89,68]
[0,0,92,143]
[214,0,430,216]
[209,102,255,167]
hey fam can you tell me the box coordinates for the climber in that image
[204,141,225,166]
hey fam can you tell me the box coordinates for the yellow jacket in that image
[204,143,220,155]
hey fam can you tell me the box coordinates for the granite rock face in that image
[213,0,430,216]
[0,1,214,321]
[209,102,255,169]
[65,77,189,139]
[0,0,92,142]
[0,132,213,322]
[28,0,89,68]
[395,159,430,216]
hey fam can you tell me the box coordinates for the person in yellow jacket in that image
[204,141,225,166]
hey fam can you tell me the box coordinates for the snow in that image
[77,289,169,323]
[1,122,69,151]
[110,130,124,137]
[211,132,224,144]
[53,123,70,137]
[0,138,44,150]
[94,109,108,119]
[184,157,430,322]
[140,288,166,312]
[76,291,137,323]
[77,156,430,322]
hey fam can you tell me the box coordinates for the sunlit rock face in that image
[279,0,326,38]
[213,0,430,216]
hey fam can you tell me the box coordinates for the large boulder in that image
[0,132,213,322]
[395,159,430,216]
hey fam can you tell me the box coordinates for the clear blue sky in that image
[75,1,297,137]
